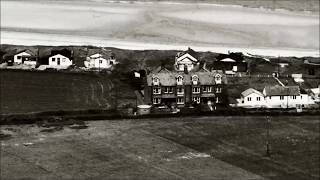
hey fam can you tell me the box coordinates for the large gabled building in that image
[144,48,228,110]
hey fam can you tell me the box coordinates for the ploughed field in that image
[0,70,115,114]
[1,116,319,180]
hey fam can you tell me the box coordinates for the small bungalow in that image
[48,49,73,68]
[263,85,315,108]
[237,85,316,109]
[237,88,265,108]
[84,49,117,69]
[13,49,37,66]
[212,53,247,73]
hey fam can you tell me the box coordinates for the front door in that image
[57,58,60,65]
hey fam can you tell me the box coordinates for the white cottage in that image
[263,85,315,108]
[13,49,37,65]
[174,47,199,72]
[48,54,72,68]
[84,49,117,69]
[237,88,265,108]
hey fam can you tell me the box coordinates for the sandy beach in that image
[1,0,319,57]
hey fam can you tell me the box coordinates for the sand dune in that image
[1,0,319,57]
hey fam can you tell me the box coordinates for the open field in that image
[0,70,116,114]
[1,0,319,57]
[1,116,319,180]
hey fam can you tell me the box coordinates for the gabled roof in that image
[176,47,199,61]
[220,58,236,62]
[51,49,72,59]
[241,88,264,97]
[151,66,171,73]
[87,48,114,59]
[147,68,226,86]
[264,85,300,96]
[15,49,36,57]
[49,54,69,59]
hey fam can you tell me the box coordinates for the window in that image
[177,76,183,85]
[177,97,184,104]
[153,87,161,94]
[202,86,206,92]
[202,86,212,93]
[110,61,113,65]
[164,87,173,93]
[192,97,201,104]
[17,56,21,59]
[177,87,184,94]
[153,98,161,104]
[192,87,200,94]
[216,87,222,93]
[280,96,284,100]
[247,97,252,101]
[257,97,261,101]
[99,60,103,64]
[153,77,160,85]
[52,58,55,62]
[292,95,297,99]
[215,74,222,84]
[192,75,199,85]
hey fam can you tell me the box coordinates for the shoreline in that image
[2,35,319,57]
[2,0,319,57]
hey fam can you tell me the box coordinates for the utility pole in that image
[286,87,289,109]
[266,116,271,157]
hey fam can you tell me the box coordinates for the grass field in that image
[1,116,319,180]
[0,70,117,114]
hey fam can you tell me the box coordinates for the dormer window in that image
[215,74,222,84]
[192,75,199,85]
[153,77,160,86]
[177,75,183,85]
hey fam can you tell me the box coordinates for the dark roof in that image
[176,47,199,60]
[264,86,300,96]
[147,69,226,86]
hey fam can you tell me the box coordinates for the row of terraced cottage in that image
[142,48,319,111]
[3,48,117,70]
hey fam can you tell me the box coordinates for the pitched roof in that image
[176,47,199,60]
[51,49,72,59]
[87,48,114,59]
[147,69,225,86]
[16,49,36,57]
[241,88,264,97]
[220,58,236,62]
[264,86,300,96]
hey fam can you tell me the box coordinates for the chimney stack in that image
[184,64,188,74]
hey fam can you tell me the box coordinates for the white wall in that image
[48,54,72,67]
[265,95,315,108]
[240,93,265,107]
[175,53,198,71]
[14,52,31,64]
[24,60,37,66]
[85,54,117,69]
